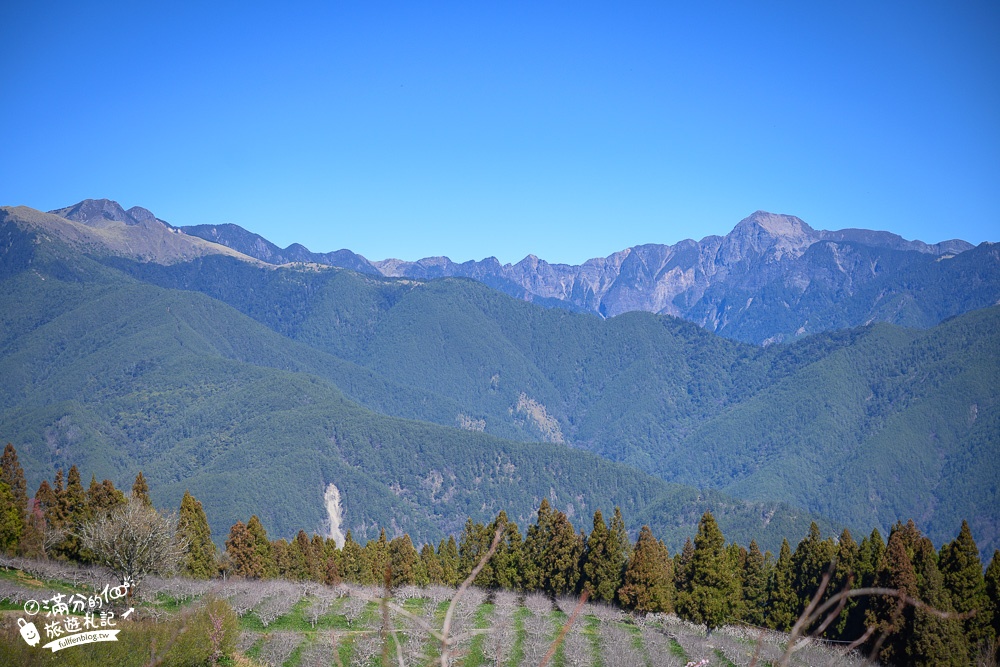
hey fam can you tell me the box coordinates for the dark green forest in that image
[1,209,998,560]
[3,447,999,667]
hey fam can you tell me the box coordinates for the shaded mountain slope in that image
[0,234,828,551]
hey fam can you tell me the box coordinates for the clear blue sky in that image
[2,1,997,264]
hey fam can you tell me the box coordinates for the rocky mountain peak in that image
[49,199,162,227]
[125,206,158,224]
[725,211,817,260]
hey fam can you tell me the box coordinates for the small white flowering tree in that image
[77,496,188,597]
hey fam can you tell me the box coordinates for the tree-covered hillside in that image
[0,234,827,552]
[1,206,996,557]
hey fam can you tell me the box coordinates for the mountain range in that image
[0,199,996,557]
[177,206,994,345]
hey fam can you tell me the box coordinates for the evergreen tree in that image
[910,536,967,666]
[674,537,694,593]
[677,511,738,631]
[45,469,68,536]
[86,476,126,516]
[617,525,673,613]
[325,541,343,586]
[131,471,152,506]
[521,498,554,591]
[178,491,215,579]
[534,507,583,595]
[422,543,444,584]
[765,539,797,631]
[389,534,419,587]
[488,511,523,590]
[247,515,275,578]
[858,528,885,584]
[290,530,315,581]
[341,531,365,583]
[831,528,863,641]
[438,536,459,587]
[583,509,627,603]
[0,444,27,551]
[0,481,21,555]
[868,528,918,665]
[791,522,836,626]
[51,465,87,560]
[364,529,390,585]
[19,498,46,558]
[311,534,327,582]
[741,540,768,626]
[609,507,632,562]
[985,550,1000,655]
[458,518,492,584]
[939,520,992,651]
[225,521,256,578]
[272,539,292,579]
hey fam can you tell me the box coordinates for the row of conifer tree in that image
[1,443,998,666]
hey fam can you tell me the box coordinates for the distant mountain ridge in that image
[0,198,996,557]
[30,199,1000,343]
[168,203,991,344]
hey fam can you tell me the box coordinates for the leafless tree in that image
[236,630,262,654]
[562,619,594,667]
[351,631,382,667]
[257,631,303,667]
[341,594,370,628]
[298,634,340,667]
[599,621,647,667]
[641,623,686,667]
[75,496,187,593]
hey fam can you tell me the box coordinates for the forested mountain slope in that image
[179,206,998,345]
[0,217,826,552]
[2,202,996,556]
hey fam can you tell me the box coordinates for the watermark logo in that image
[18,578,133,652]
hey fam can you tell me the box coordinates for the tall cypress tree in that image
[389,534,419,587]
[939,520,992,652]
[831,528,863,641]
[910,536,967,666]
[742,540,768,626]
[677,511,738,632]
[985,549,1000,656]
[438,536,459,586]
[341,531,365,583]
[86,476,126,516]
[364,529,390,585]
[0,482,21,555]
[272,539,292,579]
[791,522,836,619]
[521,498,554,591]
[324,538,343,586]
[0,444,27,552]
[131,471,152,506]
[178,491,215,579]
[51,465,87,561]
[311,534,327,582]
[868,528,918,665]
[422,543,444,585]
[483,511,522,590]
[458,518,492,584]
[542,510,583,595]
[618,525,673,613]
[674,537,695,593]
[857,528,886,588]
[225,521,255,578]
[583,509,623,603]
[765,539,797,631]
[290,530,315,581]
[247,515,275,578]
